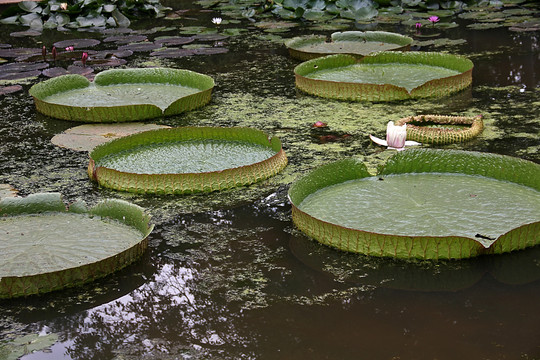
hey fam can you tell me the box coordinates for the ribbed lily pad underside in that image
[44,83,200,111]
[305,63,459,92]
[97,140,277,174]
[298,173,540,246]
[0,213,144,277]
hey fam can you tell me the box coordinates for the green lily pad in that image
[29,67,214,122]
[0,193,153,298]
[285,31,413,61]
[88,127,288,194]
[288,149,540,260]
[295,52,473,101]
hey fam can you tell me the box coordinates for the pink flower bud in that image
[51,46,57,61]
[312,121,327,128]
[81,52,88,67]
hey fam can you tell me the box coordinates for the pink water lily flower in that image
[415,22,422,29]
[81,52,88,67]
[65,46,74,51]
[428,16,440,24]
[369,121,421,151]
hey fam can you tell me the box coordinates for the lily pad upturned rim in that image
[288,149,540,260]
[28,67,215,122]
[88,126,288,194]
[285,31,413,61]
[294,51,474,102]
[0,193,154,299]
[395,114,484,144]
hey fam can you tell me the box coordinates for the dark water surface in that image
[0,2,539,359]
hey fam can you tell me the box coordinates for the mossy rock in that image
[395,114,484,144]
[29,67,214,122]
[88,126,288,194]
[285,31,413,61]
[294,52,473,102]
[0,193,153,299]
[288,149,540,260]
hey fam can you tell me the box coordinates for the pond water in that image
[0,1,539,359]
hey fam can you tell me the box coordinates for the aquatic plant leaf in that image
[18,1,40,13]
[0,15,20,25]
[289,149,540,260]
[29,68,214,122]
[111,8,130,27]
[0,193,153,299]
[88,127,288,194]
[285,31,413,60]
[294,52,473,101]
[53,38,101,48]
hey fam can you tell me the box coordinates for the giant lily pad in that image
[0,193,153,299]
[88,127,288,194]
[288,149,540,260]
[29,67,214,122]
[296,52,473,101]
[285,31,413,61]
[295,52,473,101]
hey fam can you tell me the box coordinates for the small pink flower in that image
[428,16,440,24]
[65,46,74,51]
[51,46,57,61]
[312,121,327,128]
[81,52,88,67]
[415,22,422,29]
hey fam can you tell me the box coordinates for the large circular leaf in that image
[0,193,153,299]
[294,52,473,101]
[288,149,540,260]
[29,67,214,122]
[285,31,413,61]
[88,127,288,194]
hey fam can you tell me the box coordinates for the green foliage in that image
[0,0,171,30]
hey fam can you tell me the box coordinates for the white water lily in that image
[369,121,421,151]
[212,17,222,25]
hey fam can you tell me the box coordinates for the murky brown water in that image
[0,2,539,359]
